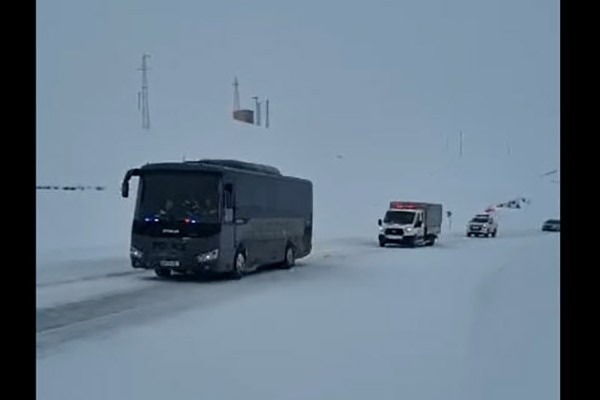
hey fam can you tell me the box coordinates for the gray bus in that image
[121,159,313,279]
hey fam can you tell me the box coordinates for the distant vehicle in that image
[378,201,443,247]
[542,219,560,232]
[466,214,498,237]
[121,159,313,279]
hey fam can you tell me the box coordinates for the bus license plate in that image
[160,260,179,267]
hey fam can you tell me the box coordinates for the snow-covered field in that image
[35,123,560,400]
[36,213,559,400]
[36,171,560,400]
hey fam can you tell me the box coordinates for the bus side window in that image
[223,183,234,223]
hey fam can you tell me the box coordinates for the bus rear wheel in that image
[281,245,295,269]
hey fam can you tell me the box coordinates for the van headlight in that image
[405,227,413,232]
[130,247,143,259]
[197,249,219,263]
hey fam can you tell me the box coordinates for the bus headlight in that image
[130,247,143,259]
[197,249,219,263]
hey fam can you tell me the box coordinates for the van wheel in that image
[231,249,246,280]
[378,238,386,247]
[492,230,497,237]
[281,245,295,269]
[155,268,171,278]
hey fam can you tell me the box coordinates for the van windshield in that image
[384,211,415,224]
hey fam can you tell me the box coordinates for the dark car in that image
[542,219,560,232]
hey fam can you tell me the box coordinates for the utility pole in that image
[137,54,151,130]
[233,77,241,112]
[265,99,270,129]
[252,96,261,126]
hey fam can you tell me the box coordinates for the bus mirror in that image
[121,168,140,198]
[121,181,129,198]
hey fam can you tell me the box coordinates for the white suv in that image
[467,214,498,237]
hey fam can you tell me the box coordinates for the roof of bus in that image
[139,160,310,183]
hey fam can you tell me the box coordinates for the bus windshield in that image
[136,172,220,223]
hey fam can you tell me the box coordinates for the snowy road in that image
[36,237,379,354]
[36,229,559,400]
